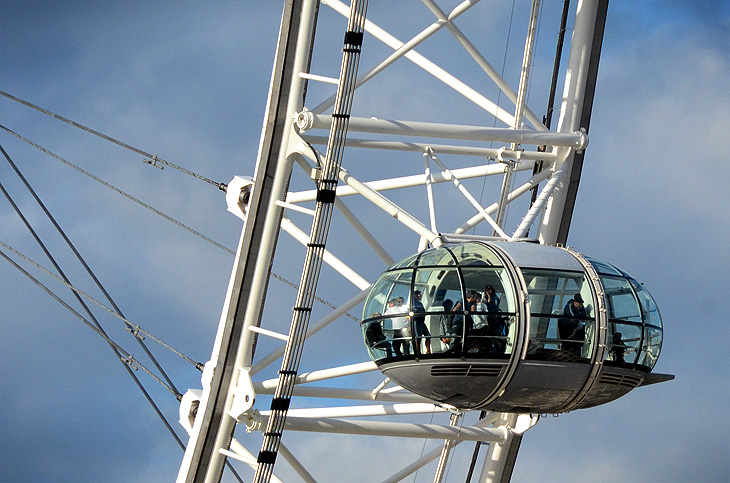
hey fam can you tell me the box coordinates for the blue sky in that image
[1,1,729,482]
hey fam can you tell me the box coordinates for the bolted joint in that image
[576,128,589,153]
[244,409,262,433]
[295,109,314,131]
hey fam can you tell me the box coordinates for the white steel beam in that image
[257,361,378,390]
[495,0,542,229]
[252,415,509,443]
[177,1,319,481]
[298,113,588,148]
[263,402,447,419]
[512,162,568,238]
[455,167,554,234]
[426,148,509,240]
[312,0,481,115]
[434,412,462,483]
[538,0,607,245]
[382,445,445,483]
[287,162,518,204]
[321,0,517,126]
[277,442,318,483]
[280,217,370,290]
[302,134,558,160]
[254,384,433,404]
[334,198,394,265]
[337,167,441,245]
[250,289,369,376]
[225,440,286,483]
[420,0,546,131]
[423,153,438,233]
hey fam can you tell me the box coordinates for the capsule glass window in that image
[413,267,461,356]
[522,270,595,360]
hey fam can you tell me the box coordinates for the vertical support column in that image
[494,0,541,231]
[538,0,609,246]
[177,1,318,481]
[253,2,369,482]
[477,414,521,483]
[433,412,461,483]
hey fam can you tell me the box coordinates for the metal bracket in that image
[142,154,164,170]
[225,175,254,221]
[227,368,256,422]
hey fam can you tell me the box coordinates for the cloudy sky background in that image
[1,1,729,482]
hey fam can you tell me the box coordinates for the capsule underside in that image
[361,241,663,413]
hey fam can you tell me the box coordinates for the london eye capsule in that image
[361,240,669,413]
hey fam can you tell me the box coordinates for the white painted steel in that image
[424,152,438,233]
[381,445,445,483]
[254,384,432,403]
[252,414,509,443]
[249,289,369,376]
[337,166,441,245]
[421,0,546,132]
[227,440,285,483]
[257,361,378,390]
[286,163,518,203]
[180,1,606,481]
[495,0,541,229]
[263,402,447,419]
[426,148,509,239]
[538,0,603,245]
[177,1,320,480]
[320,0,518,126]
[334,198,394,265]
[279,217,370,290]
[434,413,462,483]
[455,167,554,234]
[302,134,558,160]
[247,325,290,342]
[299,113,588,148]
[277,442,318,483]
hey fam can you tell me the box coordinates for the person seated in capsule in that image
[558,293,588,355]
[364,312,392,358]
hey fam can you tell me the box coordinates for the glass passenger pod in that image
[361,241,664,411]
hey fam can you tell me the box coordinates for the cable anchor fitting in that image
[122,356,139,371]
[125,324,145,340]
[142,155,164,170]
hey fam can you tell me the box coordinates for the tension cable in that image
[0,90,226,190]
[0,245,180,396]
[0,240,203,371]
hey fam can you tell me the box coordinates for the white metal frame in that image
[178,1,606,481]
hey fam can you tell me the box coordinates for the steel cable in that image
[0,90,225,189]
[0,239,203,371]
[1,124,361,322]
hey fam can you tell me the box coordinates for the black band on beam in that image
[316,188,337,204]
[257,451,278,465]
[270,398,291,411]
[344,31,364,46]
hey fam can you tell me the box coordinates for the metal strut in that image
[494,0,541,232]
[252,2,369,481]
